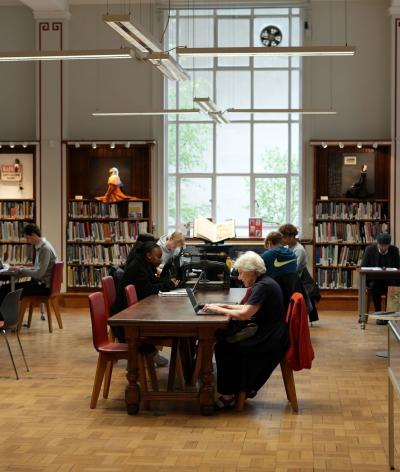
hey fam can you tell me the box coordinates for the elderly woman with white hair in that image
[203,251,290,410]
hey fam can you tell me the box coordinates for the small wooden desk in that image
[109,288,245,415]
[358,268,400,329]
[0,266,20,291]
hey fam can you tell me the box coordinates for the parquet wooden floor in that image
[0,308,398,472]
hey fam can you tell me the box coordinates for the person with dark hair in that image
[124,232,156,268]
[261,231,297,278]
[361,233,400,323]
[111,240,180,343]
[279,223,320,322]
[0,223,57,304]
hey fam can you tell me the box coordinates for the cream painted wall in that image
[0,6,36,140]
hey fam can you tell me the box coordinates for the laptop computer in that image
[186,287,237,315]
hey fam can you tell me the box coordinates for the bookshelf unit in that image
[312,143,391,292]
[66,143,153,291]
[0,146,36,266]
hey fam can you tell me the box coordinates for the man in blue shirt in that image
[261,231,297,278]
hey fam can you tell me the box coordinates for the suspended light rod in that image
[176,46,356,57]
[0,49,134,62]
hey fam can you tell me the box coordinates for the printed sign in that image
[1,164,22,182]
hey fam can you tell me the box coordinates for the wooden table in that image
[388,320,400,470]
[0,265,19,291]
[109,288,245,415]
[358,268,400,329]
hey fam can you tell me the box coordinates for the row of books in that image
[316,268,360,289]
[68,201,119,219]
[67,244,134,265]
[0,244,33,264]
[67,221,148,242]
[315,245,365,267]
[315,202,386,220]
[0,221,29,241]
[0,201,34,219]
[67,266,109,288]
[315,222,389,243]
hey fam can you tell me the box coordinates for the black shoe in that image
[376,319,388,325]
[214,395,235,411]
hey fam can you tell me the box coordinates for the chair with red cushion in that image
[101,276,116,317]
[18,261,64,333]
[89,291,129,409]
[124,284,138,307]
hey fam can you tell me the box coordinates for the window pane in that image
[254,71,289,120]
[291,69,299,108]
[217,9,251,15]
[254,123,289,173]
[291,122,299,173]
[218,19,250,67]
[168,123,176,173]
[291,16,300,46]
[167,81,177,109]
[253,17,289,68]
[179,18,214,68]
[178,124,213,173]
[216,176,250,226]
[255,178,287,224]
[216,124,250,173]
[255,8,289,15]
[168,176,176,226]
[180,178,212,225]
[167,17,177,51]
[291,175,300,227]
[216,70,251,121]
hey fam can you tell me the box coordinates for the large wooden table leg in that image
[124,327,141,415]
[198,328,215,416]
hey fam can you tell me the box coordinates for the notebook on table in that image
[186,287,237,315]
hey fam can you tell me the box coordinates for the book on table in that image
[193,217,235,243]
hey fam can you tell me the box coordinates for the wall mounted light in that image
[357,142,362,149]
[75,143,80,148]
[22,142,27,148]
[125,142,130,149]
[372,142,378,149]
[0,144,2,149]
[339,142,344,149]
[92,143,97,149]
[110,142,115,149]
[9,142,15,148]
[321,142,328,149]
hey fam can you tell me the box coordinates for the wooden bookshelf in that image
[66,143,153,291]
[0,146,36,266]
[312,142,391,293]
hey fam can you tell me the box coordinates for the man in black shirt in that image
[361,233,400,321]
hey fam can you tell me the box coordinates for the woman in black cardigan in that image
[111,241,180,342]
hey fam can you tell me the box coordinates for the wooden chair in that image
[18,261,64,333]
[124,284,138,306]
[101,276,116,317]
[88,291,158,409]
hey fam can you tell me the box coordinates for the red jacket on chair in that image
[285,292,315,371]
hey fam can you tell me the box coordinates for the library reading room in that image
[1,0,400,471]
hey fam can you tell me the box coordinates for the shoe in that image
[214,395,235,411]
[153,353,169,367]
[376,319,388,325]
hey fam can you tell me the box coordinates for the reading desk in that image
[109,288,245,415]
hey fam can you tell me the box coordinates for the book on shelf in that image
[128,201,143,218]
[193,217,235,243]
[248,218,262,237]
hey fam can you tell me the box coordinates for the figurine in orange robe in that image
[96,167,135,203]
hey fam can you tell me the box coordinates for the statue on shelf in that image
[345,164,370,198]
[96,167,136,203]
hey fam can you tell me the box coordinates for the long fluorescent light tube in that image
[227,108,337,115]
[147,52,190,81]
[194,97,219,114]
[92,109,200,116]
[210,112,230,124]
[104,14,163,53]
[0,48,133,61]
[177,46,356,57]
